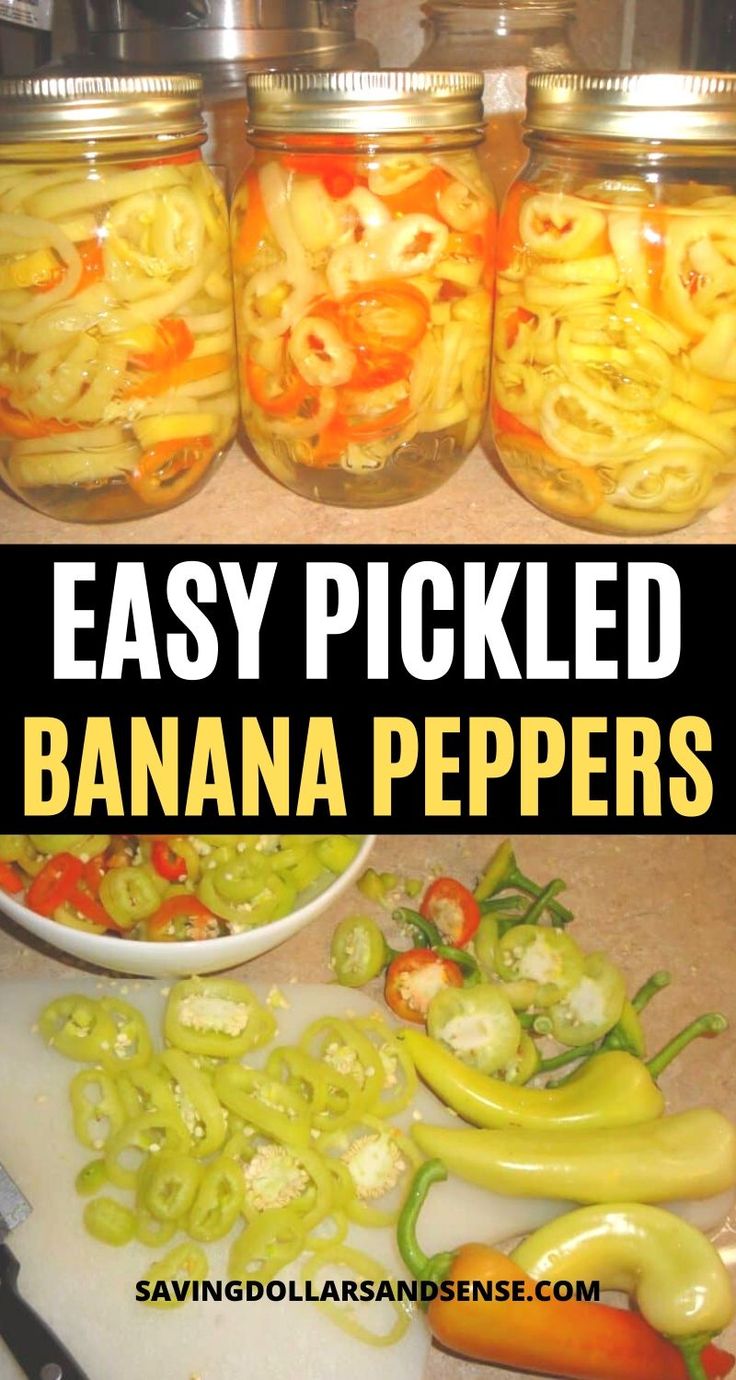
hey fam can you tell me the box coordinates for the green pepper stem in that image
[397,1159,454,1296]
[393,907,443,950]
[673,1335,714,1380]
[647,1013,728,1079]
[539,1040,598,1073]
[532,1014,553,1037]
[510,868,573,927]
[520,879,566,927]
[436,943,481,982]
[479,894,527,916]
[632,970,672,1013]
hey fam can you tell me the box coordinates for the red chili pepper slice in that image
[420,877,481,948]
[68,885,121,929]
[26,853,84,918]
[0,860,23,894]
[83,855,106,894]
[384,949,464,1024]
[151,840,188,882]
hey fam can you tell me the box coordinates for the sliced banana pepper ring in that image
[519,193,607,261]
[540,382,662,464]
[662,214,736,337]
[557,323,673,414]
[494,360,552,426]
[610,445,718,513]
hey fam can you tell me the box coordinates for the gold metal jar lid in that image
[526,71,736,143]
[246,70,484,134]
[0,73,205,143]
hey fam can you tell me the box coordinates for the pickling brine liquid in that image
[0,148,238,522]
[232,138,496,507]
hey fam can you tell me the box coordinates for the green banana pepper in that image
[70,1068,126,1150]
[412,1108,736,1203]
[75,1159,108,1197]
[140,1152,203,1222]
[299,1017,385,1112]
[399,1029,664,1130]
[499,1032,540,1085]
[426,983,521,1076]
[352,1016,418,1119]
[134,1208,177,1248]
[117,1063,183,1123]
[214,1063,312,1147]
[240,1143,333,1229]
[99,865,162,929]
[547,953,627,1047]
[144,1243,208,1307]
[187,1156,244,1241]
[83,1196,136,1247]
[159,1049,228,1158]
[512,1203,735,1380]
[197,858,295,929]
[264,1045,334,1119]
[164,978,276,1059]
[322,1116,422,1229]
[495,925,584,1007]
[104,1111,190,1191]
[39,995,116,1062]
[229,1207,306,1285]
[96,998,153,1074]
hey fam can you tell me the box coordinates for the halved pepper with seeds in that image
[164,978,276,1059]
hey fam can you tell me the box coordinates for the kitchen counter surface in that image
[1,833,734,1380]
[2,439,735,547]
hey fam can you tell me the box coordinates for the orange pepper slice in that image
[126,351,231,400]
[233,174,269,270]
[496,180,532,273]
[338,282,429,354]
[245,355,311,416]
[128,317,194,373]
[33,236,105,296]
[381,165,451,219]
[127,435,214,507]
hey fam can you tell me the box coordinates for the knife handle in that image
[0,1244,91,1380]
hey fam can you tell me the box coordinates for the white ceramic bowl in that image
[0,836,376,977]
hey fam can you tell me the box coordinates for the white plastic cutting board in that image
[0,979,571,1380]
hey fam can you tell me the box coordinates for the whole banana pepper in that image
[399,1029,664,1129]
[412,1108,736,1202]
[513,1203,735,1380]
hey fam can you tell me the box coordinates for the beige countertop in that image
[2,437,736,547]
[1,833,734,1379]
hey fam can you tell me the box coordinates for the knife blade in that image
[0,1159,91,1380]
[0,1162,31,1242]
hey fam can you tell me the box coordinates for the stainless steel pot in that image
[75,0,376,84]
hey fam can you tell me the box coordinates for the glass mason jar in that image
[233,70,495,508]
[412,1,578,201]
[491,71,736,536]
[70,0,377,200]
[0,74,238,522]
